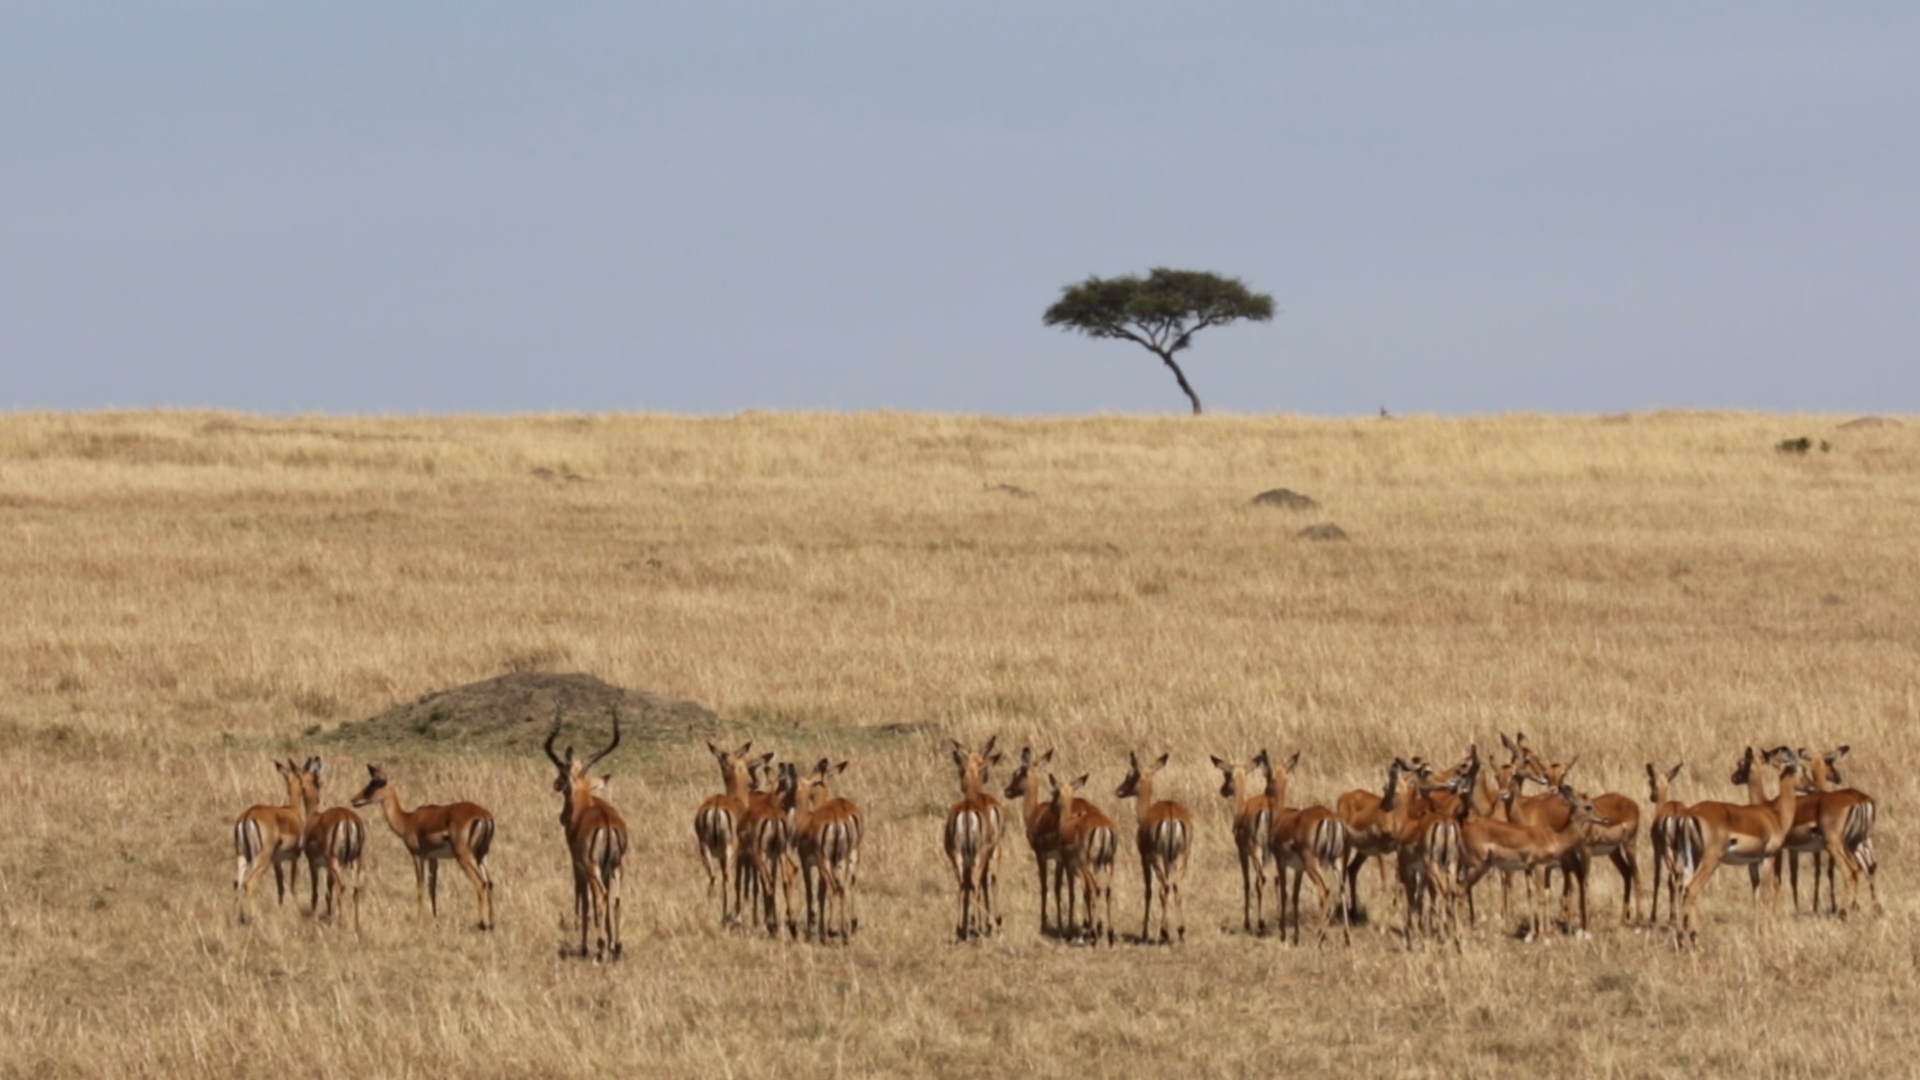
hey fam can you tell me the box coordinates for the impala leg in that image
[413,856,429,919]
[453,848,492,930]
[1239,854,1253,934]
[1823,832,1861,917]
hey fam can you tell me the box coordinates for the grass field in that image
[1,409,1915,1079]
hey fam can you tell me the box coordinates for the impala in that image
[1335,758,1415,928]
[1116,751,1192,945]
[349,764,496,930]
[1211,753,1275,934]
[300,758,367,932]
[1049,772,1118,945]
[1264,751,1351,946]
[797,759,863,943]
[943,737,1005,941]
[693,740,759,928]
[544,715,628,962]
[1778,746,1877,916]
[739,760,799,937]
[1671,747,1798,946]
[1460,784,1610,943]
[1005,747,1069,935]
[1396,757,1476,948]
[1644,762,1686,928]
[233,757,314,923]
[1510,736,1643,929]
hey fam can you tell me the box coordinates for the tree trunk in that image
[1155,350,1203,415]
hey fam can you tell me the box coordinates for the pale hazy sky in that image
[5,4,1916,416]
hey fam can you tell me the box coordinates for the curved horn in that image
[542,719,567,769]
[582,707,622,771]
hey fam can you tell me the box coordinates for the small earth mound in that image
[1836,416,1901,430]
[1252,488,1319,510]
[322,671,717,756]
[1296,523,1349,542]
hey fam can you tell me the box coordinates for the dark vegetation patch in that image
[984,483,1035,498]
[1775,437,1830,454]
[1252,488,1319,509]
[319,671,718,757]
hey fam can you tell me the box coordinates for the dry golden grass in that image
[2,408,1917,1078]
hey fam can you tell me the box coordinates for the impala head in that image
[349,764,391,808]
[774,760,800,808]
[1115,751,1169,800]
[1210,754,1247,799]
[707,739,754,786]
[1555,785,1611,827]
[803,758,850,803]
[1804,745,1851,788]
[1728,746,1759,787]
[950,736,1002,790]
[1765,745,1800,778]
[1003,747,1053,800]
[1047,772,1089,817]
[1645,762,1683,803]
[544,710,622,796]
[744,751,775,792]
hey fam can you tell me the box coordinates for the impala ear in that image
[1072,772,1089,790]
[1668,763,1684,783]
[1152,752,1170,772]
[1046,773,1061,794]
[832,760,850,777]
[982,735,998,757]
[1561,755,1579,778]
[1040,748,1054,766]
[1284,750,1301,773]
[707,740,720,756]
[1210,755,1231,772]
[1830,745,1851,762]
[737,740,753,757]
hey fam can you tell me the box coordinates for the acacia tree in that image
[1043,268,1275,415]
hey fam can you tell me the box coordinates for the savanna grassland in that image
[1,409,1917,1079]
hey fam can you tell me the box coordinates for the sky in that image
[4,3,1917,417]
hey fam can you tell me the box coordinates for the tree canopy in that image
[1043,268,1274,414]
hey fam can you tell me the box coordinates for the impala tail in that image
[1844,802,1876,868]
[466,815,496,859]
[234,820,265,889]
[1672,815,1705,886]
[1311,816,1348,870]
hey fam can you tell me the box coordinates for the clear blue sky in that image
[5,4,1916,416]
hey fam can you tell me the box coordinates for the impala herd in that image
[230,722,1882,958]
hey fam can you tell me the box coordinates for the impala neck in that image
[1129,772,1157,815]
[1015,769,1046,829]
[371,785,412,837]
[722,762,751,801]
[1770,763,1798,833]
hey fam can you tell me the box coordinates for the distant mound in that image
[1296,523,1350,542]
[1837,416,1901,430]
[322,671,718,757]
[1252,488,1319,510]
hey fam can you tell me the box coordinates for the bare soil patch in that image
[1836,416,1901,429]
